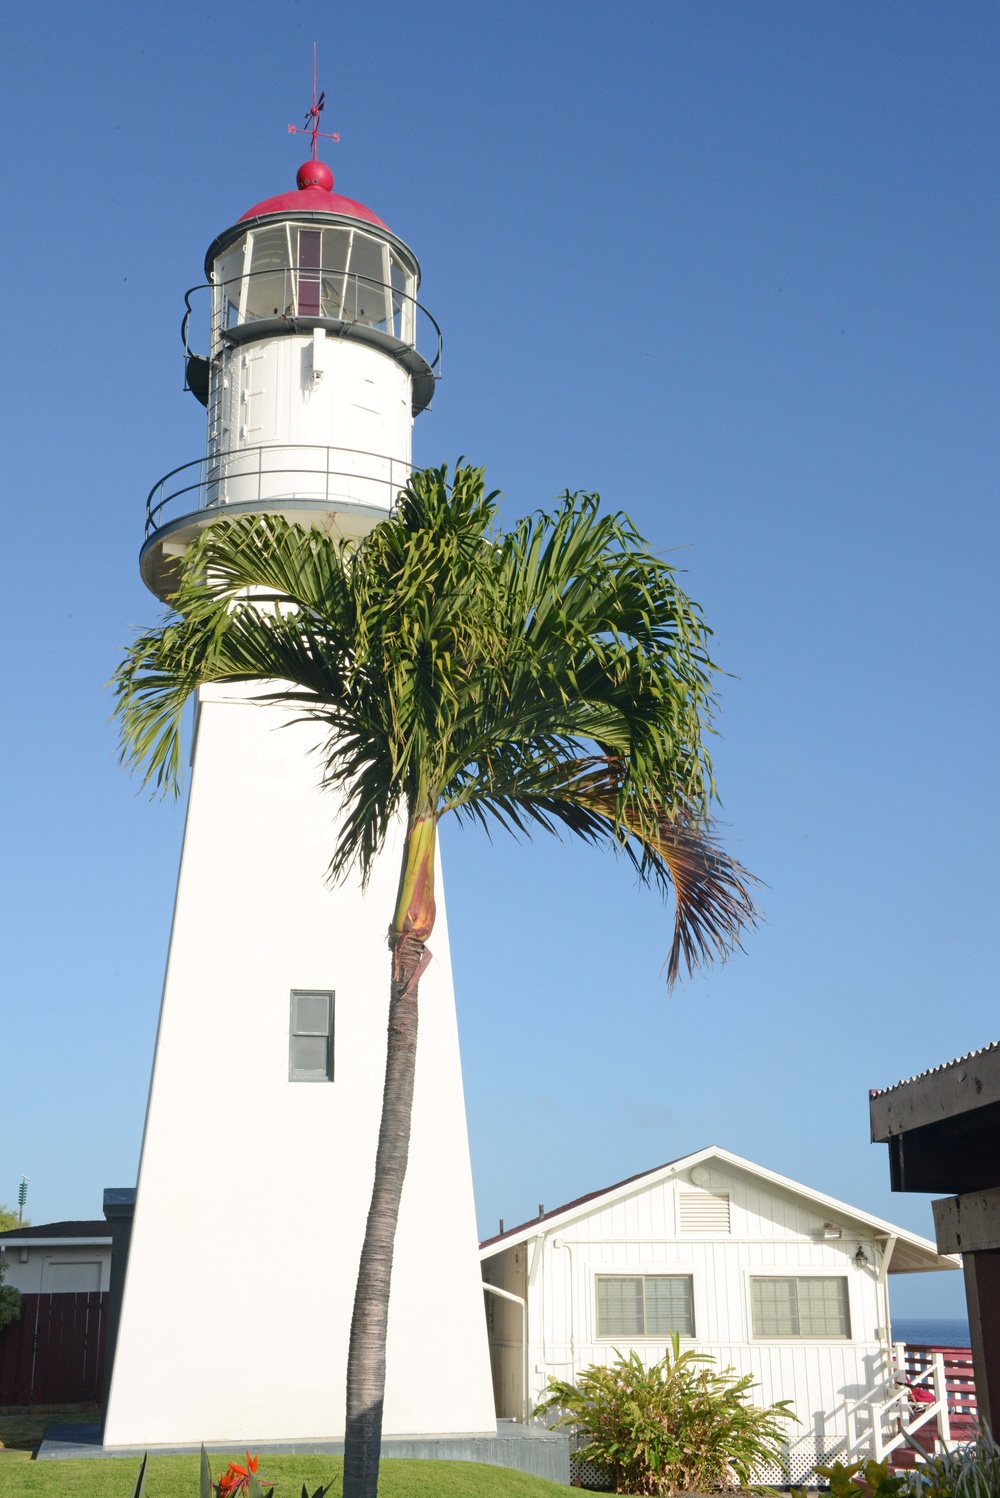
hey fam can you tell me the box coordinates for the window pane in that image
[319,228,352,318]
[214,240,247,332]
[291,1034,329,1076]
[289,990,334,1081]
[298,229,322,316]
[247,227,292,321]
[644,1276,694,1336]
[597,1277,644,1337]
[294,991,330,1035]
[797,1277,850,1337]
[322,227,352,274]
[751,1278,799,1337]
[345,233,390,329]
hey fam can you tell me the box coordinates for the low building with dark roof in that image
[0,1220,112,1294]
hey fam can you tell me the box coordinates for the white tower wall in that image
[104,687,497,1445]
[212,337,413,512]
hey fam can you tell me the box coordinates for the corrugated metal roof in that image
[869,1040,1000,1098]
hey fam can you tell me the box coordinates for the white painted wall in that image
[212,336,412,512]
[104,687,496,1446]
[0,1244,111,1295]
[484,1160,901,1469]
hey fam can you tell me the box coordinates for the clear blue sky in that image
[2,2,997,1318]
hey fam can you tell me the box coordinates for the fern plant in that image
[535,1335,796,1495]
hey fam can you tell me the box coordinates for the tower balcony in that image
[140,443,412,600]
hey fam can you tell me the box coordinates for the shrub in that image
[535,1334,796,1495]
[0,1254,21,1332]
[815,1458,908,1498]
[901,1427,1000,1498]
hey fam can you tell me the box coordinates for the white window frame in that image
[288,989,335,1083]
[592,1270,697,1341]
[744,1269,854,1342]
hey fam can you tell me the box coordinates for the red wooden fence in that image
[902,1343,978,1443]
[0,1292,107,1404]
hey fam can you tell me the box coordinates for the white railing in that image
[843,1345,952,1465]
[146,444,412,538]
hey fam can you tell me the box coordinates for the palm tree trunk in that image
[342,812,436,1498]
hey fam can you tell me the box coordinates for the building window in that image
[596,1275,694,1338]
[750,1277,850,1339]
[289,990,334,1082]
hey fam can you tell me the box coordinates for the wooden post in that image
[964,1249,1000,1434]
[933,1353,951,1448]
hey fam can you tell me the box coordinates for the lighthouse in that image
[103,128,497,1448]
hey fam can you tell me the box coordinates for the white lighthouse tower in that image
[103,122,497,1448]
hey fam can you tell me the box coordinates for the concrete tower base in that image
[41,1424,571,1484]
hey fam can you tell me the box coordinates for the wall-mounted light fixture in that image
[854,1245,870,1269]
[822,1222,843,1239]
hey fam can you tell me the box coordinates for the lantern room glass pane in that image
[345,233,390,331]
[319,227,352,318]
[297,229,323,316]
[390,253,415,342]
[247,227,293,320]
[215,242,246,331]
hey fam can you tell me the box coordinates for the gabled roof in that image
[480,1145,956,1274]
[0,1220,111,1244]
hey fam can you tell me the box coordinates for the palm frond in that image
[113,464,759,979]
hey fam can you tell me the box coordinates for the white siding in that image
[0,1244,112,1295]
[485,1160,896,1471]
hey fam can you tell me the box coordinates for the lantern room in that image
[140,161,440,602]
[210,220,418,345]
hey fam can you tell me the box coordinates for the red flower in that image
[216,1452,269,1496]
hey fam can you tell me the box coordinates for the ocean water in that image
[892,1317,971,1346]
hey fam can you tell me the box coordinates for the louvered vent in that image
[679,1190,731,1233]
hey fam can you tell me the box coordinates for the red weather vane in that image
[287,46,340,160]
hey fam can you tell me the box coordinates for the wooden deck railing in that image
[841,1342,977,1468]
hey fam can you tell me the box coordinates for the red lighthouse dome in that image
[237,160,390,231]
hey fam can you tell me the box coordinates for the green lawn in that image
[0,1453,571,1497]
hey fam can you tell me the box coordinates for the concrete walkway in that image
[38,1421,571,1483]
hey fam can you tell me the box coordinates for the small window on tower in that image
[289,990,334,1082]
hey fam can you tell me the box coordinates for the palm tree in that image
[113,463,758,1498]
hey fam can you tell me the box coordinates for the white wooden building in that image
[480,1146,958,1481]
